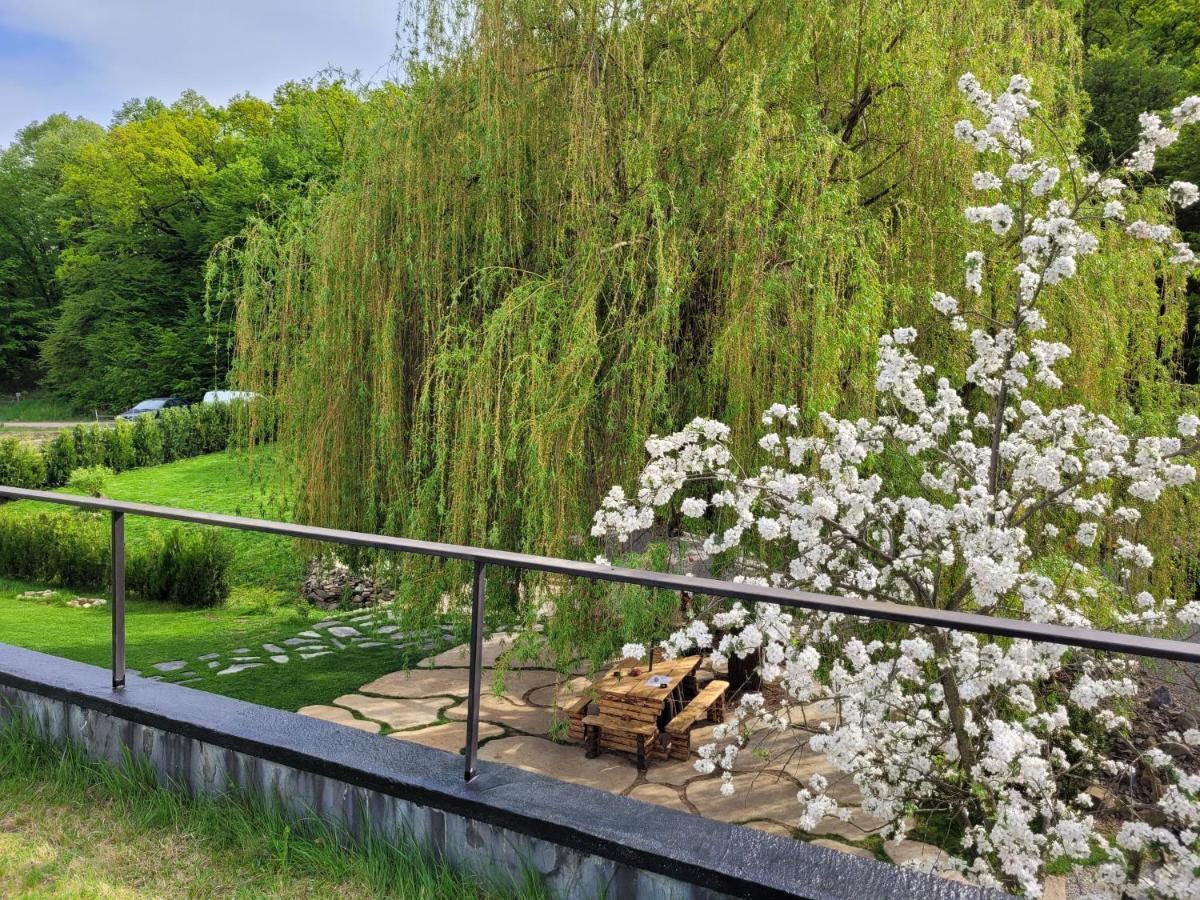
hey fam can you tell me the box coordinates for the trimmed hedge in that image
[0,439,47,489]
[40,403,238,488]
[0,511,233,607]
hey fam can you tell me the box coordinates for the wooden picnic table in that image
[582,655,702,770]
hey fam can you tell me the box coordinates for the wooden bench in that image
[583,714,659,772]
[665,680,728,760]
[565,694,591,743]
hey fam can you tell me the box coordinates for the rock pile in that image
[301,558,395,609]
[67,597,107,609]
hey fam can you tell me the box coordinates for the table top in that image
[595,655,701,704]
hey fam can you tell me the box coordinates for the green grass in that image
[0,578,445,711]
[0,451,460,711]
[0,449,302,587]
[0,394,77,423]
[0,716,546,898]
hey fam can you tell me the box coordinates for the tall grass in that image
[0,393,77,423]
[0,713,548,898]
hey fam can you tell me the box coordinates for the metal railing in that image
[3,484,1200,783]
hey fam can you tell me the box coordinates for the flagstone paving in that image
[138,607,461,684]
[297,631,964,883]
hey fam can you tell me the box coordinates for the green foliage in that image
[42,430,77,487]
[0,438,47,489]
[222,0,1200,623]
[102,420,136,472]
[0,393,75,422]
[131,415,164,467]
[23,81,364,412]
[0,115,104,381]
[0,512,109,587]
[72,423,106,469]
[9,404,236,490]
[128,527,233,607]
[66,465,114,498]
[0,717,547,898]
[0,510,232,606]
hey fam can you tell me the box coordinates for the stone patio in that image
[296,631,987,882]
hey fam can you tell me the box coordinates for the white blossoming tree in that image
[592,75,1200,897]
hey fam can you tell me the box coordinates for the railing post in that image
[111,510,125,689]
[464,560,486,782]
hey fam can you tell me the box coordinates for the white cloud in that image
[0,0,401,141]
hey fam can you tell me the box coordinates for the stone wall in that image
[0,643,1007,900]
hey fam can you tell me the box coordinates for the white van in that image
[202,390,259,405]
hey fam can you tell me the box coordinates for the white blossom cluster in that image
[592,74,1200,897]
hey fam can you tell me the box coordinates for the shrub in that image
[0,512,233,606]
[159,407,194,461]
[103,420,136,472]
[42,430,78,487]
[0,512,108,586]
[131,415,164,468]
[129,527,233,607]
[0,406,238,492]
[0,439,47,489]
[67,465,114,498]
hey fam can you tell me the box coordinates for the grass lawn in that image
[0,719,543,899]
[0,450,301,587]
[0,394,77,423]
[0,452,457,711]
[0,579,442,711]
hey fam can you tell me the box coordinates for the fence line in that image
[2,483,1199,780]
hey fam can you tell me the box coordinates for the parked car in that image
[115,397,189,421]
[201,390,259,405]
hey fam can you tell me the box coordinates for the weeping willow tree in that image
[216,0,1199,651]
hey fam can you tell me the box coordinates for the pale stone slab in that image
[389,722,504,754]
[443,696,556,734]
[333,695,447,730]
[644,758,704,786]
[418,632,559,669]
[300,651,332,660]
[270,655,289,664]
[527,676,593,709]
[480,668,563,702]
[153,660,187,672]
[808,807,890,841]
[298,705,381,734]
[883,839,951,873]
[480,736,638,793]
[360,668,469,699]
[328,626,361,638]
[809,838,875,860]
[217,663,263,675]
[627,782,692,814]
[263,644,285,654]
[686,771,801,825]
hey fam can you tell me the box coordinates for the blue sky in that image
[0,1,401,143]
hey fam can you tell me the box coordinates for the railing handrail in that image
[2,483,1199,665]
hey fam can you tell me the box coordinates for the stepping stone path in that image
[139,609,460,684]
[296,630,972,888]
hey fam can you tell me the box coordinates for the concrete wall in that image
[0,644,1006,900]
